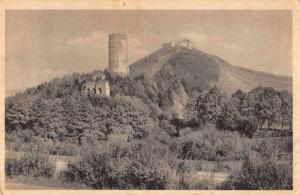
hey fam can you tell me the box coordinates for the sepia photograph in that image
[3,8,294,191]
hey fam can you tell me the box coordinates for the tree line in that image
[180,86,292,137]
[5,70,292,147]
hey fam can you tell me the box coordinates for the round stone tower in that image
[109,33,128,76]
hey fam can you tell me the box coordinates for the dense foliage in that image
[5,67,292,143]
[60,141,173,189]
[6,92,155,145]
[219,157,292,190]
[182,87,292,137]
[176,129,246,161]
[6,152,54,178]
[5,69,293,190]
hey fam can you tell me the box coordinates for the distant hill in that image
[129,44,292,95]
[216,63,292,94]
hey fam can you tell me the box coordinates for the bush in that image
[60,152,112,188]
[126,157,171,189]
[250,137,293,160]
[219,158,292,190]
[239,116,259,138]
[5,152,55,178]
[177,127,247,161]
[5,159,19,177]
[50,142,79,156]
[60,142,172,189]
[160,119,178,137]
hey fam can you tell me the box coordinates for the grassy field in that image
[6,176,90,190]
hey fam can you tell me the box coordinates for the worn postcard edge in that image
[0,0,299,194]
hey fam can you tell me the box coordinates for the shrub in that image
[177,127,247,161]
[60,142,172,189]
[5,159,20,177]
[219,158,292,190]
[160,119,178,137]
[126,157,171,189]
[250,137,293,160]
[5,152,54,178]
[239,116,259,138]
[60,152,111,188]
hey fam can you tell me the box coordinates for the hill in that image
[5,41,293,145]
[129,44,292,94]
[216,63,292,94]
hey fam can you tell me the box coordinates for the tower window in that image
[99,88,102,94]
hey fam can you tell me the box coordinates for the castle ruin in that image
[162,39,194,50]
[81,34,194,97]
[81,33,129,97]
[81,71,110,97]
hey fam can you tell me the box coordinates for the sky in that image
[5,10,292,95]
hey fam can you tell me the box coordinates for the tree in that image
[239,115,258,138]
[279,91,292,130]
[216,97,241,131]
[232,89,246,101]
[183,87,224,127]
